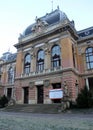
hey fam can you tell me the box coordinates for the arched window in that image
[86,47,93,69]
[51,45,61,68]
[8,67,14,83]
[37,49,44,71]
[24,53,31,74]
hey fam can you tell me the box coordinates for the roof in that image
[22,8,69,36]
[1,52,17,63]
[77,26,93,38]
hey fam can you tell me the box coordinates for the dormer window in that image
[85,31,90,35]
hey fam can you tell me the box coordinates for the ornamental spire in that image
[51,0,60,12]
[51,0,53,12]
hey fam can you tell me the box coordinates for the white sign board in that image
[49,89,63,99]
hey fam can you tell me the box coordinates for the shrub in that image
[0,95,8,108]
[76,86,93,108]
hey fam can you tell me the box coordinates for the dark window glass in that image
[37,50,44,71]
[8,67,14,83]
[24,53,31,74]
[86,47,93,69]
[51,45,61,68]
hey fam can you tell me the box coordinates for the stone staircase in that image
[3,104,61,114]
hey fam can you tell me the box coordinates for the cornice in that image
[14,22,78,49]
[77,35,93,44]
[15,67,80,81]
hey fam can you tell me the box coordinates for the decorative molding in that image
[23,48,31,52]
[35,43,45,48]
[35,80,43,85]
[78,47,84,55]
[44,80,50,87]
[29,82,34,89]
[32,17,48,33]
[48,38,59,43]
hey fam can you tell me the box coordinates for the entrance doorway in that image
[7,88,12,100]
[23,87,29,104]
[88,77,93,95]
[37,85,43,104]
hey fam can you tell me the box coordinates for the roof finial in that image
[57,0,60,10]
[35,16,38,22]
[8,47,10,52]
[51,0,53,12]
[57,5,59,10]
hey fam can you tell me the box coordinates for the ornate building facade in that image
[0,8,93,104]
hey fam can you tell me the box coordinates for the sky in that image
[0,0,93,57]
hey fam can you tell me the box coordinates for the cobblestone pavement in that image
[0,111,93,130]
[0,110,93,119]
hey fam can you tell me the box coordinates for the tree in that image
[0,95,8,108]
[76,86,93,108]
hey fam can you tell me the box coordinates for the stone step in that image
[3,104,61,113]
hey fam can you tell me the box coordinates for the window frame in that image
[8,67,14,83]
[51,44,61,68]
[36,49,45,72]
[86,47,93,70]
[24,53,31,74]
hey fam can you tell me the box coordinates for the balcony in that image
[20,66,62,78]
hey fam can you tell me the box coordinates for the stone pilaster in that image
[31,52,36,72]
[44,47,51,70]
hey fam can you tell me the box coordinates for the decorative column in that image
[44,47,51,70]
[75,80,79,97]
[85,78,89,90]
[21,54,24,75]
[12,86,16,100]
[16,50,23,77]
[31,52,36,72]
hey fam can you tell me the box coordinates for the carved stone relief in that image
[32,17,48,33]
[29,82,35,89]
[44,80,50,87]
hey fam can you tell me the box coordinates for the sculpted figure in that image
[63,81,69,96]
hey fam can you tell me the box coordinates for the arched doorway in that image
[37,85,44,104]
[23,87,29,104]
